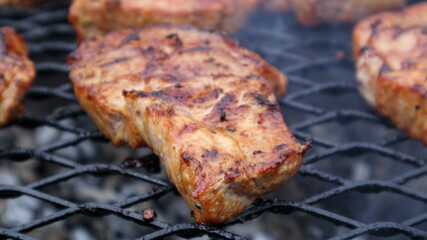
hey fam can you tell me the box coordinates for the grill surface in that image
[1,1,427,240]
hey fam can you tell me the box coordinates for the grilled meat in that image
[68,0,259,41]
[260,0,290,12]
[68,25,308,223]
[354,3,427,144]
[291,0,409,26]
[68,24,288,147]
[0,27,35,126]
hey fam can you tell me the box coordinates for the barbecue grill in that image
[1,1,427,239]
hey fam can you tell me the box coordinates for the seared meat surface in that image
[0,27,35,126]
[354,3,427,144]
[291,0,409,26]
[69,0,259,41]
[69,24,288,147]
[68,25,308,223]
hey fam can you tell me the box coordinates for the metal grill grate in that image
[1,1,427,240]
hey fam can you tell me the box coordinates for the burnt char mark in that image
[253,150,263,155]
[144,46,155,55]
[224,172,240,180]
[392,25,405,39]
[224,166,241,180]
[252,93,267,105]
[252,93,279,111]
[274,144,288,152]
[148,91,165,98]
[100,57,129,67]
[183,46,212,54]
[379,64,392,74]
[220,111,226,121]
[213,93,236,112]
[226,126,236,133]
[122,89,146,98]
[201,149,217,160]
[243,54,261,65]
[204,57,215,63]
[167,108,174,116]
[212,88,223,98]
[165,33,183,46]
[192,88,222,103]
[181,152,198,164]
[359,45,372,54]
[143,46,169,61]
[122,90,166,99]
[204,93,252,129]
[121,31,140,44]
[206,93,236,122]
[370,19,382,30]
[411,84,427,97]
[221,93,236,103]
[124,87,193,104]
[280,150,295,161]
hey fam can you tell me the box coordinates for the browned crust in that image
[353,2,427,144]
[121,76,306,223]
[68,25,305,223]
[376,71,427,144]
[0,27,35,126]
[68,0,259,41]
[292,0,409,27]
[68,25,288,146]
[353,2,427,59]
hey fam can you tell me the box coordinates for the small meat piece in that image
[354,2,427,144]
[291,0,409,26]
[68,25,308,223]
[68,0,259,41]
[0,27,35,126]
[260,0,290,12]
[0,0,49,7]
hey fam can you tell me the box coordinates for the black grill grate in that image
[1,1,427,240]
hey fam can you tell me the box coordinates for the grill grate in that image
[1,1,427,240]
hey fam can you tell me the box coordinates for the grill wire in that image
[1,1,427,240]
